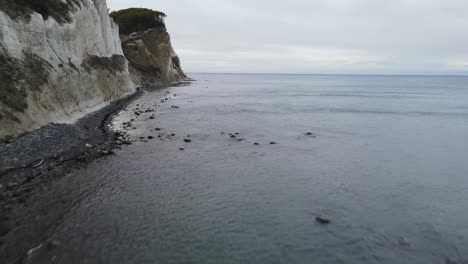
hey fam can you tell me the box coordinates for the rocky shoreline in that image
[0,89,147,263]
[0,79,195,263]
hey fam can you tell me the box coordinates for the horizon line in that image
[186,72,468,77]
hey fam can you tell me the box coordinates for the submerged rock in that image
[315,216,331,224]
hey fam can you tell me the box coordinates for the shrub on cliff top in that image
[0,0,83,23]
[110,8,167,35]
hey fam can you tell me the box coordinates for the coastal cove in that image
[2,74,468,263]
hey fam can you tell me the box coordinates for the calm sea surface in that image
[29,74,468,263]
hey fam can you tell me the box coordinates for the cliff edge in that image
[111,8,187,87]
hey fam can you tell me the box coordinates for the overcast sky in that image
[107,0,468,75]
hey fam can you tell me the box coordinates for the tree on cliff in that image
[0,0,83,22]
[110,8,167,35]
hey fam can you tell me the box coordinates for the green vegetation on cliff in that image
[82,55,127,74]
[110,8,167,35]
[0,52,51,123]
[0,0,83,23]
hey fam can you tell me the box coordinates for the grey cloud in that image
[108,0,468,75]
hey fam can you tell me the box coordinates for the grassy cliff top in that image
[0,0,83,23]
[110,8,167,35]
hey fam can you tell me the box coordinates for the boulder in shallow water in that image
[315,216,331,224]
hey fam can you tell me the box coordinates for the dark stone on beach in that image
[184,139,192,143]
[238,139,244,142]
[47,239,62,249]
[148,136,154,140]
[0,223,11,237]
[121,140,132,145]
[171,133,175,136]
[179,148,184,151]
[254,143,260,145]
[221,132,225,135]
[235,133,239,135]
[171,105,179,109]
[7,182,17,190]
[149,116,155,119]
[25,174,35,182]
[100,150,111,155]
[315,216,331,224]
[134,111,140,116]
[230,135,236,138]
[269,142,277,145]
[155,128,161,131]
[306,132,313,136]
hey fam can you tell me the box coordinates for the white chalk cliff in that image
[0,0,186,139]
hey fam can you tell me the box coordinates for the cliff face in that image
[0,3,186,140]
[122,26,186,86]
[0,0,135,139]
[111,8,186,87]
